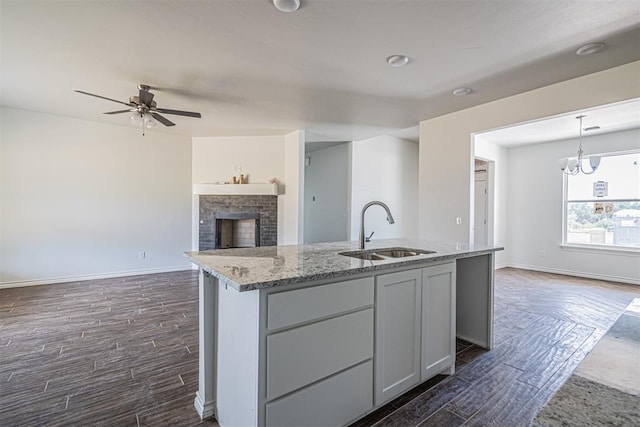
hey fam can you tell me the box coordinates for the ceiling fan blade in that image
[75,90,133,107]
[151,113,175,127]
[139,89,154,106]
[155,108,201,118]
[103,109,133,115]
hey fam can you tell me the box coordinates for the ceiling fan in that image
[75,84,201,135]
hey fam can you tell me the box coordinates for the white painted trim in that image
[192,194,200,251]
[0,265,193,289]
[560,244,640,256]
[194,183,279,195]
[194,391,216,420]
[507,263,639,286]
[196,270,218,421]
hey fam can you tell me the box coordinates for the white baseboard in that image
[194,392,216,420]
[0,265,194,289]
[507,263,639,286]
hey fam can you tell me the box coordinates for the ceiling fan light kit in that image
[130,112,156,130]
[75,84,202,136]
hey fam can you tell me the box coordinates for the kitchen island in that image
[185,239,503,426]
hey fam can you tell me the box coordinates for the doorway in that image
[303,142,350,243]
[474,159,489,245]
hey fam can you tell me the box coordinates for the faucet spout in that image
[359,201,395,249]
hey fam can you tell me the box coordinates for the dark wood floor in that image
[1,268,638,426]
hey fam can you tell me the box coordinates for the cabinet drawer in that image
[267,277,374,330]
[266,308,373,400]
[266,360,373,427]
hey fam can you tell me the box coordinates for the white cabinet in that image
[375,262,456,406]
[213,264,457,426]
[421,262,456,380]
[261,277,375,427]
[266,308,374,400]
[265,361,373,427]
[266,277,374,330]
[375,269,422,406]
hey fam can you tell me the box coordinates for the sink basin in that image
[346,252,387,261]
[374,248,435,258]
[339,247,436,260]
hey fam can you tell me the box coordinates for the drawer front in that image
[266,308,373,400]
[267,277,374,330]
[266,360,373,427]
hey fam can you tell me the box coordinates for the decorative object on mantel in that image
[232,174,249,184]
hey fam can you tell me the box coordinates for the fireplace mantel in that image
[193,183,280,196]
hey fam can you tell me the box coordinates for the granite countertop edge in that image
[185,239,503,292]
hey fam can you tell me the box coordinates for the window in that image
[564,151,640,249]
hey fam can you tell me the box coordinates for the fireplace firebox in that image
[215,213,260,249]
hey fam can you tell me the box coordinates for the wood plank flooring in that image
[353,268,640,427]
[1,268,638,426]
[0,270,214,427]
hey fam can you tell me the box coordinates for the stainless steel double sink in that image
[338,247,436,261]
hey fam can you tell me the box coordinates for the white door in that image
[421,262,456,380]
[375,269,422,406]
[474,178,488,245]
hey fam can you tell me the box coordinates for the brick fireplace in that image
[198,195,277,250]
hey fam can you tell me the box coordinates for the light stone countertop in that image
[185,238,503,292]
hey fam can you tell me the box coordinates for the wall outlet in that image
[235,165,242,173]
[138,251,146,259]
[456,216,462,225]
[539,250,546,257]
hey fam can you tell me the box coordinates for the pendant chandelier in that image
[560,115,601,175]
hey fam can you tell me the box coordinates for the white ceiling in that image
[477,98,640,147]
[1,0,639,142]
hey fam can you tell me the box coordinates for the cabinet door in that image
[375,269,422,406]
[421,262,456,380]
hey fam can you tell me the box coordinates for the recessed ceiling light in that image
[386,55,410,67]
[452,87,472,96]
[273,0,300,13]
[576,42,606,56]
